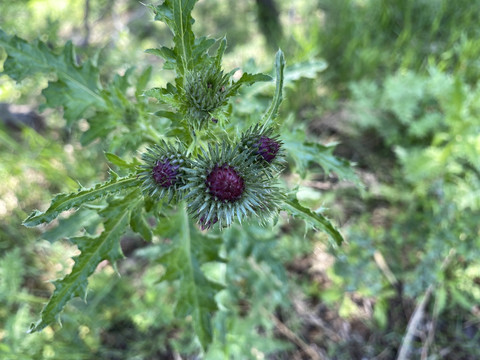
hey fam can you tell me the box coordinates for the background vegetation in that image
[1,0,480,359]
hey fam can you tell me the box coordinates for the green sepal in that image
[28,191,141,333]
[23,172,140,227]
[282,196,343,247]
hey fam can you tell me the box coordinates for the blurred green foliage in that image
[320,1,480,358]
[318,0,480,87]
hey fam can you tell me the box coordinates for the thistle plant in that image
[0,0,358,352]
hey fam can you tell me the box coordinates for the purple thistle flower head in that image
[206,164,244,202]
[152,159,179,188]
[256,136,280,163]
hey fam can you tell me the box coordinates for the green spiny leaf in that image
[0,30,107,125]
[284,58,327,81]
[156,206,223,350]
[282,196,343,247]
[229,72,273,95]
[41,208,101,243]
[130,201,152,242]
[23,173,140,227]
[79,111,116,146]
[0,30,50,79]
[28,192,141,333]
[215,37,227,68]
[105,152,140,170]
[145,47,177,70]
[149,0,198,74]
[262,49,285,127]
[282,127,360,184]
[136,66,153,96]
[154,110,183,122]
[0,248,25,304]
[144,86,180,108]
[192,36,216,62]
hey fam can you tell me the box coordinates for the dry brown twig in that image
[292,297,343,342]
[263,308,328,360]
[396,249,455,360]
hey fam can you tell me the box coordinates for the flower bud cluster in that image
[239,124,285,175]
[182,64,231,129]
[139,125,284,229]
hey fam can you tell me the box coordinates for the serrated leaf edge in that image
[23,173,140,227]
[28,196,140,333]
[282,196,344,246]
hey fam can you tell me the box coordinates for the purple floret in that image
[152,159,179,187]
[257,136,280,162]
[206,164,244,202]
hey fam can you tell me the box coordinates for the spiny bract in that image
[239,124,285,176]
[182,142,282,229]
[182,64,232,129]
[139,141,189,202]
